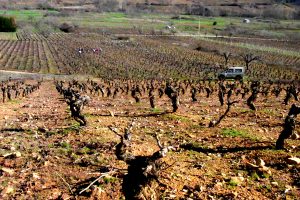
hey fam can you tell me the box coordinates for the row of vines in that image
[0,32,299,81]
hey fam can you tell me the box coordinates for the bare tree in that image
[241,53,260,70]
[223,52,232,66]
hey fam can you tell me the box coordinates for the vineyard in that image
[0,16,299,199]
[0,74,299,199]
[0,32,299,82]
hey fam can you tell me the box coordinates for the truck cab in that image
[218,66,245,80]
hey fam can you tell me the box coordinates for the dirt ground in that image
[0,80,299,199]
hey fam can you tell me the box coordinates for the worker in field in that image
[78,48,84,55]
[92,48,103,54]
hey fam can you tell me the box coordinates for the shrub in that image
[117,36,130,40]
[36,1,55,11]
[59,23,75,33]
[0,16,17,32]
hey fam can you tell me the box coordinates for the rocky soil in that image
[0,80,299,199]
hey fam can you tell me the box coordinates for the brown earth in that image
[0,80,299,199]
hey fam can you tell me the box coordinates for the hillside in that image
[0,0,299,19]
[0,77,299,199]
[0,1,299,200]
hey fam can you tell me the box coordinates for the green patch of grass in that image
[103,176,118,184]
[79,146,91,154]
[260,109,277,116]
[8,99,21,104]
[59,128,73,135]
[236,108,252,114]
[45,131,57,137]
[221,128,248,137]
[104,12,127,20]
[134,102,143,106]
[0,10,41,15]
[60,141,71,149]
[250,172,260,181]
[84,113,94,118]
[151,107,162,113]
[171,15,227,27]
[257,184,272,192]
[58,148,71,155]
[187,149,199,157]
[1,180,9,187]
[249,170,271,181]
[25,129,35,135]
[260,148,284,155]
[228,179,238,187]
[70,152,80,160]
[189,124,205,129]
[0,32,17,40]
[261,172,271,179]
[188,142,209,150]
[171,173,182,179]
[59,124,81,134]
[221,128,257,141]
[58,141,72,155]
[178,25,198,32]
[0,10,57,21]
